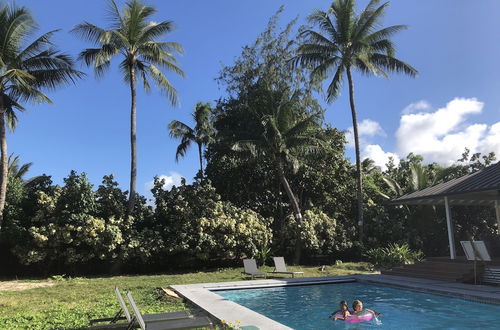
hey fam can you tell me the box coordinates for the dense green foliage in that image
[1,173,273,274]
[364,243,424,270]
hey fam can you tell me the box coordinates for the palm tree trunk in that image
[277,160,303,264]
[126,65,137,218]
[0,98,7,231]
[346,66,364,244]
[197,142,203,177]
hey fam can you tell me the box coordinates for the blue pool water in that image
[216,282,500,329]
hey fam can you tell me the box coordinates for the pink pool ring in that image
[344,311,374,323]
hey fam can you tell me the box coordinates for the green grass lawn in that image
[0,263,372,329]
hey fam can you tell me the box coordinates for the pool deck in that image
[355,274,500,304]
[171,274,500,329]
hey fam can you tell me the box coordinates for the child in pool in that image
[352,300,381,316]
[331,300,351,320]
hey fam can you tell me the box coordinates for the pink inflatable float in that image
[334,311,374,323]
[346,311,374,323]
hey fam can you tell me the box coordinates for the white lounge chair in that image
[126,292,214,330]
[88,288,192,329]
[242,259,266,279]
[269,257,303,278]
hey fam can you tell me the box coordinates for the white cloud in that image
[362,144,400,171]
[478,122,500,156]
[402,100,432,115]
[346,119,385,147]
[145,171,184,192]
[360,98,500,168]
[395,97,490,165]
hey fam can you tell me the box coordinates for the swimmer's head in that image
[352,300,363,312]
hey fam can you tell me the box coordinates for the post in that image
[495,200,500,232]
[444,196,456,259]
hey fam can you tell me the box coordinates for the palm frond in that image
[106,0,125,30]
[231,140,262,157]
[79,45,118,78]
[309,56,341,83]
[353,1,389,40]
[174,138,191,162]
[70,22,107,45]
[307,9,339,43]
[17,30,57,60]
[140,49,185,77]
[124,0,156,45]
[168,120,194,139]
[135,60,151,92]
[355,54,388,77]
[1,5,34,54]
[369,39,395,56]
[370,53,418,77]
[365,25,408,44]
[325,66,344,103]
[331,0,355,44]
[283,115,319,141]
[138,21,175,44]
[147,64,178,106]
[8,85,51,104]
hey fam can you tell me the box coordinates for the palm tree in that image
[232,86,326,263]
[291,0,417,243]
[72,0,185,217]
[0,3,82,230]
[8,154,32,180]
[168,102,213,176]
[7,154,41,185]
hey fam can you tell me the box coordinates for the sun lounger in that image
[268,257,303,278]
[126,291,214,330]
[242,259,266,279]
[88,288,191,329]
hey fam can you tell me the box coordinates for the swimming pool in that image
[216,282,500,329]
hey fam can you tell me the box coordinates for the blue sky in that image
[8,0,500,198]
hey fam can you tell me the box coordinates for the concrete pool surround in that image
[171,274,500,329]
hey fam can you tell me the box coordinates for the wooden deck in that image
[381,257,500,284]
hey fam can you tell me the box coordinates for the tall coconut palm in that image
[168,102,213,176]
[72,0,185,217]
[291,0,417,243]
[0,3,82,230]
[232,86,327,263]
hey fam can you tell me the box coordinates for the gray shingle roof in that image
[390,161,500,205]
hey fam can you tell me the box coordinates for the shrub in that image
[364,243,424,270]
[9,172,134,270]
[281,209,337,256]
[197,201,272,261]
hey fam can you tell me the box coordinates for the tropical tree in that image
[0,3,82,230]
[72,0,185,217]
[291,0,417,243]
[232,85,327,263]
[168,102,213,176]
